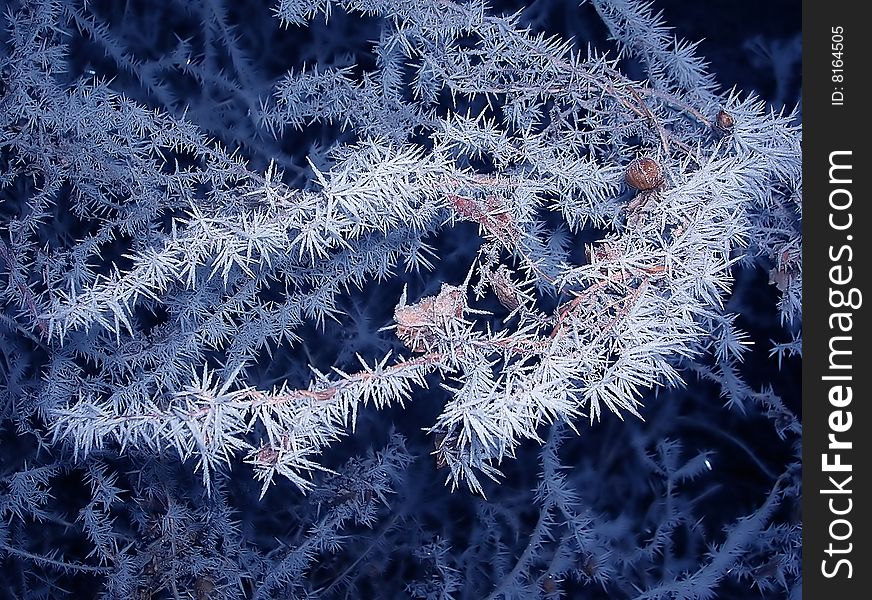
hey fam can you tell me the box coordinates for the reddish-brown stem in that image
[0,238,48,338]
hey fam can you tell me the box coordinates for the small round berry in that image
[625,157,664,191]
[716,109,735,130]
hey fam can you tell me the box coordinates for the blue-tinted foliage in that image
[0,0,800,598]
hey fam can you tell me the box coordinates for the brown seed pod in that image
[716,109,735,131]
[489,265,521,311]
[625,157,664,191]
[394,284,467,352]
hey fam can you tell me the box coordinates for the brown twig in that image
[0,237,49,340]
